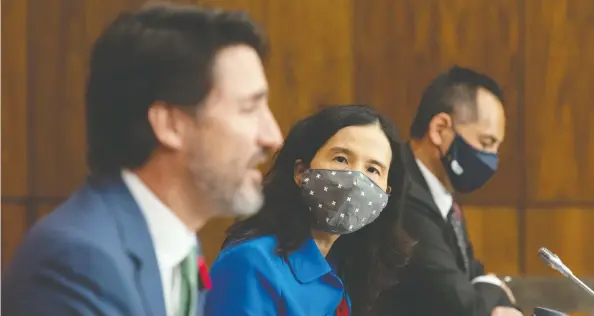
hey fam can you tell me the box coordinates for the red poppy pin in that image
[197,256,212,290]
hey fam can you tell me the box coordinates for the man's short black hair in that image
[86,3,267,176]
[409,65,504,139]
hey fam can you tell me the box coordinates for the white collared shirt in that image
[414,160,502,287]
[415,159,453,219]
[122,170,198,316]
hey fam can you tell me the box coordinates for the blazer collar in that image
[287,238,332,283]
[87,175,166,316]
[402,143,444,218]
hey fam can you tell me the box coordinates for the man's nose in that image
[259,107,283,153]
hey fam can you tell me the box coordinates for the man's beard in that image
[228,179,264,216]
[187,150,264,217]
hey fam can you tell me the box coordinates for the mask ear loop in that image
[294,160,311,188]
[437,117,457,158]
[437,119,466,176]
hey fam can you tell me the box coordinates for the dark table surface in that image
[507,276,594,315]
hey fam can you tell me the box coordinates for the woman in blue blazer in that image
[205,105,413,315]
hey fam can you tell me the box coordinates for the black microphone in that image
[538,247,594,297]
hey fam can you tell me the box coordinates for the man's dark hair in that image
[224,104,414,314]
[85,3,267,175]
[409,65,504,139]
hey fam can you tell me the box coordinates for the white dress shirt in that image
[122,170,198,316]
[415,160,502,287]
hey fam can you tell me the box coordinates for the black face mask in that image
[441,133,498,193]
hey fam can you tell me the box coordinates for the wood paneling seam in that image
[25,0,35,227]
[517,0,528,275]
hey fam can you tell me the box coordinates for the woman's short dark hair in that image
[85,3,267,176]
[224,104,414,314]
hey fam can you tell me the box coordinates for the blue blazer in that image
[2,176,208,316]
[205,235,350,316]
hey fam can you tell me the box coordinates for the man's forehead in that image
[211,45,267,93]
[475,90,506,139]
[453,89,505,140]
[476,88,504,117]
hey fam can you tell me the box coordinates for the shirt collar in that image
[287,238,332,283]
[121,170,197,268]
[415,159,453,219]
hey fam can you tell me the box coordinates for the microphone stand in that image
[531,247,594,316]
[566,274,594,297]
[538,247,594,298]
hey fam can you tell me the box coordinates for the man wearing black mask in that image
[377,66,520,316]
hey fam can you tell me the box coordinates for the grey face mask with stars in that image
[300,169,390,235]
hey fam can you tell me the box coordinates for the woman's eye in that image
[368,167,380,175]
[333,156,348,164]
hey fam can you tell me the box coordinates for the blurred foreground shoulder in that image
[2,227,131,316]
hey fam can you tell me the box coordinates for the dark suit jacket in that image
[372,144,512,316]
[2,176,208,316]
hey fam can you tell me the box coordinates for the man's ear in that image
[148,102,186,150]
[427,112,454,152]
[294,159,307,186]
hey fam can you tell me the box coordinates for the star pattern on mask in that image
[302,169,390,233]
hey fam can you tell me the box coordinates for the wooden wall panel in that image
[198,218,231,266]
[464,206,519,276]
[525,208,594,276]
[263,0,356,133]
[28,0,88,197]
[198,0,356,134]
[524,0,594,203]
[2,0,29,197]
[2,204,28,269]
[353,0,523,205]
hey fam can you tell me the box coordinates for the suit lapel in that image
[402,144,468,273]
[402,143,444,220]
[91,176,166,316]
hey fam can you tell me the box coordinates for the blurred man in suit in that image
[376,66,520,316]
[2,3,282,316]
